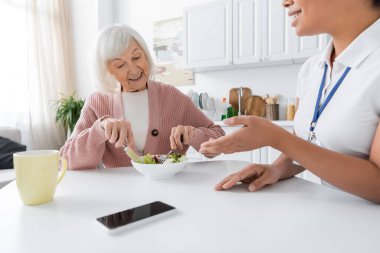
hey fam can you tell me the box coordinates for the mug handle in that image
[57,157,67,185]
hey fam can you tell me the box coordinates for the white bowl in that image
[131,159,187,179]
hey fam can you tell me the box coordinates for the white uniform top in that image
[294,18,380,182]
[122,90,149,153]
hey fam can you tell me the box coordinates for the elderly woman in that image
[60,24,224,170]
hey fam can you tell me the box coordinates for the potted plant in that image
[55,92,85,138]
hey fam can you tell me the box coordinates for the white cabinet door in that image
[291,34,329,62]
[184,0,327,70]
[251,148,262,164]
[233,0,262,64]
[184,0,233,68]
[261,0,292,62]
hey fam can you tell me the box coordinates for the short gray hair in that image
[90,24,155,93]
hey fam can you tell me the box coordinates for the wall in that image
[67,0,114,99]
[70,0,302,119]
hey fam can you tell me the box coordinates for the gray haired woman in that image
[60,24,224,169]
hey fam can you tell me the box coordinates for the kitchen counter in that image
[214,120,294,127]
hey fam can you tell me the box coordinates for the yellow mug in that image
[13,150,67,205]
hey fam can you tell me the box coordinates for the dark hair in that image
[374,0,380,7]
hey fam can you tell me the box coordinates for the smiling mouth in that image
[128,72,143,81]
[288,7,302,17]
[293,10,301,19]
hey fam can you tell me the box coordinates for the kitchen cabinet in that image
[261,0,291,62]
[291,34,329,63]
[183,0,328,70]
[261,0,328,62]
[183,0,232,68]
[232,0,262,64]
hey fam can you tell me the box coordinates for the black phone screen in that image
[96,201,175,230]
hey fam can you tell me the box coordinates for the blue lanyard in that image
[309,63,351,132]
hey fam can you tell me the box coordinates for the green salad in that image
[125,147,185,164]
[138,153,186,164]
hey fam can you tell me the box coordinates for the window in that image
[0,0,30,132]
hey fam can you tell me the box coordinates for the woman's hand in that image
[215,163,283,192]
[199,116,283,157]
[170,125,196,150]
[101,118,135,149]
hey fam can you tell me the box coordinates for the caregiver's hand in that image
[199,116,282,156]
[215,163,283,192]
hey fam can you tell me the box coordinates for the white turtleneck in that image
[121,89,149,153]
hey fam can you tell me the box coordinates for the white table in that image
[0,169,15,189]
[1,161,379,253]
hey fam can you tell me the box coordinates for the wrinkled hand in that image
[199,116,281,157]
[170,125,195,150]
[215,163,282,192]
[101,118,135,149]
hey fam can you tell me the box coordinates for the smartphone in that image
[94,201,176,234]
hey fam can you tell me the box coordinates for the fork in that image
[123,146,141,162]
[157,150,175,164]
[158,135,184,163]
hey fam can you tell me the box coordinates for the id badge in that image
[308,131,323,147]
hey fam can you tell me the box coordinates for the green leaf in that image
[124,147,143,163]
[54,91,85,134]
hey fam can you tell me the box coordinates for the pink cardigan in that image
[60,81,224,169]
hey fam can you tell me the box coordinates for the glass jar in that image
[286,98,296,121]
